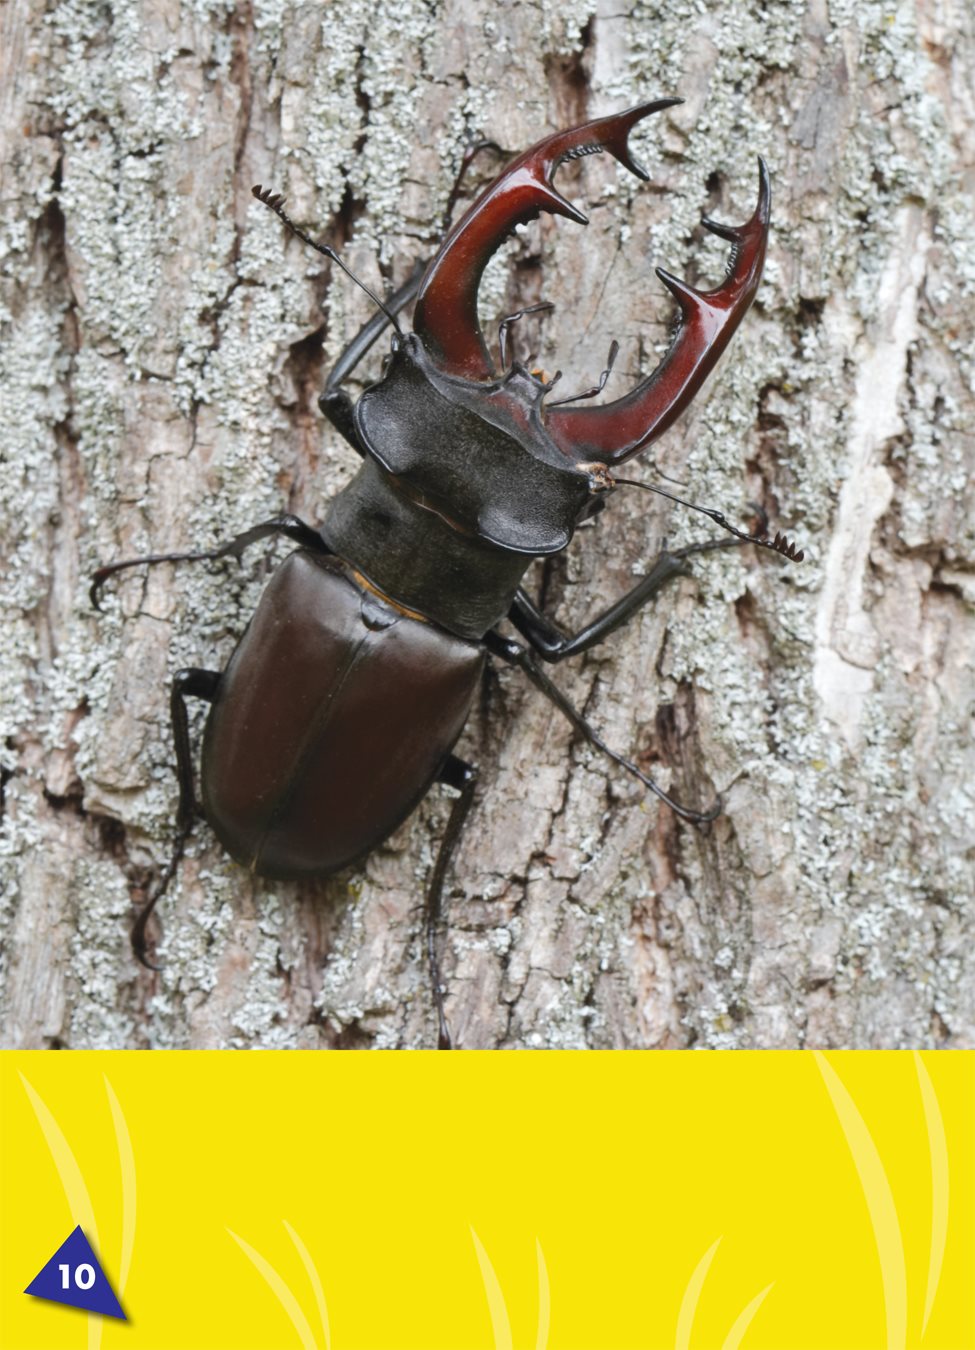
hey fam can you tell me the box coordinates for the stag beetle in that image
[93,100,802,1047]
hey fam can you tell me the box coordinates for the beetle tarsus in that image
[547,339,620,408]
[130,816,194,971]
[426,755,479,1051]
[498,302,555,370]
[439,138,506,238]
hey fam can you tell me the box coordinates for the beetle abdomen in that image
[200,550,484,878]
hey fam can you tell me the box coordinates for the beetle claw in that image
[548,155,771,465]
[413,99,682,380]
[131,910,163,970]
[89,571,107,611]
[701,215,742,243]
[133,944,163,973]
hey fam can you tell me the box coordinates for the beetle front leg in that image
[90,512,329,609]
[131,667,220,968]
[426,754,478,1050]
[507,537,740,662]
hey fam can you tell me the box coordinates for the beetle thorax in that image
[353,333,594,555]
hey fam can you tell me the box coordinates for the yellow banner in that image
[1,1051,972,1349]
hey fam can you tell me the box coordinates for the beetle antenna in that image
[609,476,805,562]
[252,185,404,335]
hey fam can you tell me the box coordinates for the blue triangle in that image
[24,1225,126,1320]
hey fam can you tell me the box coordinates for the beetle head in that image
[353,331,593,554]
[355,101,770,554]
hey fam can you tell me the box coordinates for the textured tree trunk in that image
[2,0,972,1050]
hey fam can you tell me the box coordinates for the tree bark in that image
[2,0,973,1049]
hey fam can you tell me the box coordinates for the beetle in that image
[93,100,801,1047]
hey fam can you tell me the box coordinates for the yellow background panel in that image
[1,1051,972,1350]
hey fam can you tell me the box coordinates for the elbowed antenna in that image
[252,185,403,335]
[607,473,804,562]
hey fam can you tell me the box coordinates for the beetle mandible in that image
[93,100,802,1048]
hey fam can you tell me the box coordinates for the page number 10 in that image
[59,1263,95,1290]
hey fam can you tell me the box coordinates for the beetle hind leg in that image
[426,754,478,1050]
[131,667,220,969]
[485,633,720,825]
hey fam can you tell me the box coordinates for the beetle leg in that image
[170,668,221,828]
[131,667,221,969]
[484,632,720,824]
[546,340,619,407]
[438,138,506,239]
[90,513,329,609]
[320,265,426,454]
[497,302,554,371]
[507,500,800,661]
[505,537,747,662]
[426,755,479,1050]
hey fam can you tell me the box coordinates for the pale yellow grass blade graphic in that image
[470,1227,513,1350]
[913,1053,948,1337]
[20,1074,103,1350]
[815,1054,907,1350]
[284,1220,331,1350]
[535,1238,550,1350]
[721,1282,774,1350]
[103,1077,136,1296]
[227,1228,319,1350]
[676,1237,721,1350]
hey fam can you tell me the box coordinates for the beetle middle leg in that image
[130,667,220,968]
[496,535,767,819]
[425,754,478,1050]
